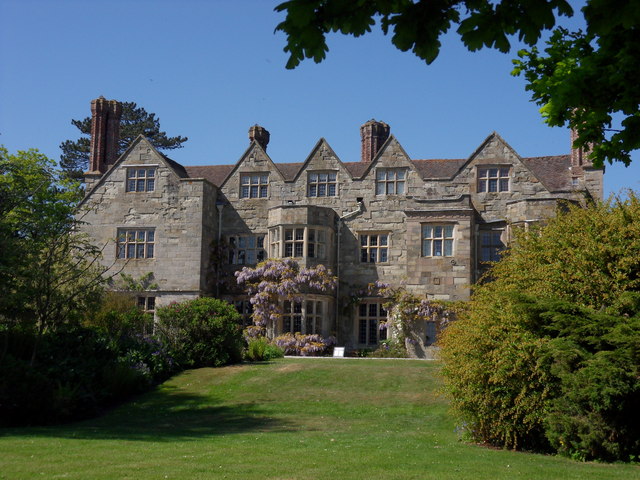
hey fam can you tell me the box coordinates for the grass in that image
[0,358,637,480]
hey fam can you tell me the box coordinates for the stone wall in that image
[79,138,216,310]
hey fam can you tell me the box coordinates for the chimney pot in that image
[249,125,270,151]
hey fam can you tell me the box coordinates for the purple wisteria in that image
[235,258,337,336]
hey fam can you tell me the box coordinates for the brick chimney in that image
[88,97,122,173]
[249,125,270,151]
[570,127,594,171]
[360,119,390,162]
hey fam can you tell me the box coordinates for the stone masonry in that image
[79,98,603,356]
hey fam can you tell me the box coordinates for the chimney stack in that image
[249,125,270,151]
[570,127,594,171]
[360,119,390,162]
[89,97,122,173]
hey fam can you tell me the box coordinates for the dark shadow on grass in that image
[0,387,295,442]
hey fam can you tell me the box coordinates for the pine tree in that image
[59,101,188,181]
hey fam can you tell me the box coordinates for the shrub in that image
[440,195,640,461]
[84,291,153,339]
[245,336,284,362]
[155,297,243,368]
[371,339,409,358]
[0,324,121,425]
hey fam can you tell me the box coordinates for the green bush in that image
[440,194,640,461]
[245,336,284,362]
[0,318,176,426]
[0,325,120,425]
[84,291,152,339]
[155,297,243,368]
[371,339,409,358]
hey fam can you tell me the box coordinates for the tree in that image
[275,0,639,167]
[439,194,640,460]
[0,146,114,363]
[59,101,188,181]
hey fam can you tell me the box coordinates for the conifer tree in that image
[59,102,188,181]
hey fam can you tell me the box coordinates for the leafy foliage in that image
[0,146,111,362]
[155,297,243,369]
[59,101,188,181]
[276,1,639,167]
[512,1,640,167]
[440,194,640,460]
[244,336,284,362]
[276,0,572,68]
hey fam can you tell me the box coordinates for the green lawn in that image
[1,358,637,480]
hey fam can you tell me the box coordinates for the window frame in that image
[359,233,389,263]
[356,300,388,346]
[282,299,325,335]
[233,298,254,327]
[375,168,407,195]
[422,224,455,257]
[117,228,155,259]
[477,166,510,193]
[137,296,156,313]
[307,171,338,197]
[228,234,266,265]
[479,230,505,263]
[269,226,330,260]
[126,167,156,192]
[240,173,269,199]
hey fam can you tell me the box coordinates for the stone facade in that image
[79,99,603,355]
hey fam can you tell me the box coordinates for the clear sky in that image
[1,0,637,197]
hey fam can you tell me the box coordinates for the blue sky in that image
[1,0,637,197]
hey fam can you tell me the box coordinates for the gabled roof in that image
[412,159,467,179]
[217,140,285,189]
[97,132,574,193]
[276,163,304,181]
[178,155,573,191]
[521,154,572,192]
[80,136,188,206]
[184,165,234,186]
[342,162,369,178]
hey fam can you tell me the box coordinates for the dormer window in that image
[126,168,156,192]
[478,167,510,193]
[376,168,406,195]
[240,174,269,198]
[308,172,337,197]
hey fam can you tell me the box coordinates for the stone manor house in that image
[79,98,603,355]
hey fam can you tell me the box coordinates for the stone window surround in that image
[477,165,510,193]
[240,173,269,199]
[232,298,254,326]
[227,234,266,265]
[356,300,388,346]
[307,171,338,197]
[375,168,407,195]
[359,232,389,263]
[126,165,158,192]
[282,298,326,335]
[421,224,455,257]
[479,229,505,263]
[268,225,329,260]
[117,228,155,259]
[137,295,156,313]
